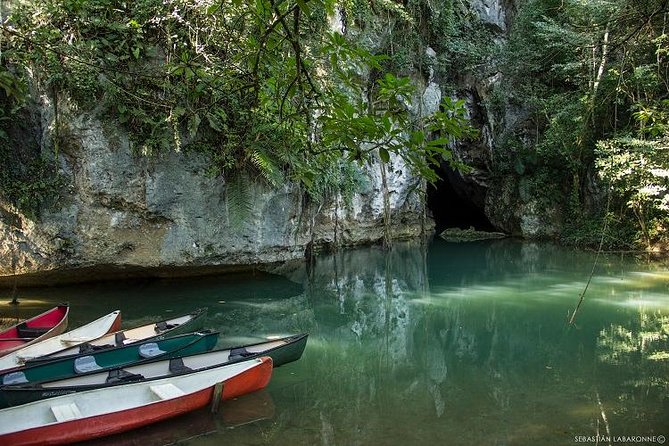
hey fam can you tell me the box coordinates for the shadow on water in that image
[0,271,304,334]
[2,238,668,445]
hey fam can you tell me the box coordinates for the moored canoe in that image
[0,332,306,407]
[0,305,69,357]
[0,330,219,402]
[26,308,207,364]
[0,310,122,373]
[223,333,308,368]
[0,356,273,446]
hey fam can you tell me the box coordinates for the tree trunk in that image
[592,25,610,97]
[380,160,392,248]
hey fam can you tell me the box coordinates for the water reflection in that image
[78,390,276,446]
[275,239,669,445]
[1,239,668,445]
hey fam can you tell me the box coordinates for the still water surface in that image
[1,239,668,445]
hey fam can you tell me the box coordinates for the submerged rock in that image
[439,227,507,242]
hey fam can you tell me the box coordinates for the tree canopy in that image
[499,0,669,249]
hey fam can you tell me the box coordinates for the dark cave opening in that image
[427,165,497,234]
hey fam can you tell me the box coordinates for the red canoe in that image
[0,305,69,357]
[0,356,273,446]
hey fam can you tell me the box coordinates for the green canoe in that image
[25,308,208,365]
[0,330,219,394]
[0,333,308,408]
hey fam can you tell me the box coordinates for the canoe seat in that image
[2,371,28,385]
[138,342,165,359]
[229,347,254,360]
[16,323,50,339]
[168,357,192,374]
[106,369,144,384]
[150,383,186,400]
[115,331,127,346]
[73,355,102,374]
[155,322,176,333]
[51,402,83,422]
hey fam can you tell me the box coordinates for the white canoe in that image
[0,311,122,372]
[29,308,206,363]
[0,356,273,446]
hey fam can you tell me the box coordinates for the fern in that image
[224,173,255,232]
[249,149,284,188]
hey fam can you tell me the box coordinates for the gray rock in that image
[439,227,507,242]
[470,0,508,32]
[1,0,566,283]
[0,94,433,283]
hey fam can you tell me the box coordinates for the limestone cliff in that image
[0,0,547,284]
[441,0,561,238]
[0,93,431,283]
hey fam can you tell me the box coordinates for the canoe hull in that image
[0,357,273,446]
[0,331,220,407]
[28,308,207,364]
[0,310,122,373]
[267,333,308,367]
[0,306,69,357]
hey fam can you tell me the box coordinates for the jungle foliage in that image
[498,0,669,249]
[1,0,667,251]
[0,0,475,219]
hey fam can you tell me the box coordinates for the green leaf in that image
[296,0,311,15]
[171,107,186,118]
[301,172,314,188]
[188,114,201,139]
[255,0,266,15]
[379,148,390,163]
[382,116,392,133]
[207,3,221,15]
[207,110,227,132]
[411,130,425,145]
[428,137,451,146]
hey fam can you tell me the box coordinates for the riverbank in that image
[3,233,668,290]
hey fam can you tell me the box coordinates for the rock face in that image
[470,0,511,31]
[1,0,552,284]
[0,95,430,283]
[432,0,563,238]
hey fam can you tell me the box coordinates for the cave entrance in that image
[426,164,496,234]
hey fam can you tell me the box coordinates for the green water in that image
[2,239,668,445]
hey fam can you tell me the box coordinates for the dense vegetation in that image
[0,0,474,224]
[496,0,669,249]
[0,0,667,250]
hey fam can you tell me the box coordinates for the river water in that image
[1,239,668,445]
